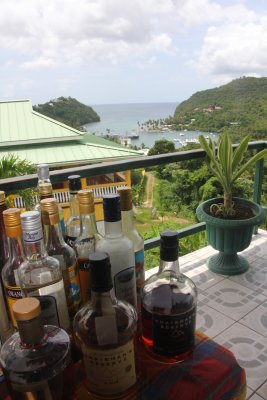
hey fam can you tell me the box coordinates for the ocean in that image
[84,102,214,149]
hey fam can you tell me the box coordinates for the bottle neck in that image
[158,258,180,275]
[17,315,45,346]
[69,192,80,216]
[43,222,65,247]
[91,289,116,311]
[80,212,98,237]
[7,235,25,260]
[121,210,135,234]
[104,220,122,238]
[24,238,48,260]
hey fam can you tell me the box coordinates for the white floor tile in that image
[240,302,267,338]
[257,380,267,400]
[215,322,267,390]
[197,301,235,337]
[250,394,264,400]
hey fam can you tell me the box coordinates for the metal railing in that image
[1,140,266,251]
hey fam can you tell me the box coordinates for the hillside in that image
[173,77,267,138]
[33,96,100,130]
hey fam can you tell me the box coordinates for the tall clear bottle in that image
[64,175,82,247]
[0,284,12,343]
[2,208,24,328]
[141,230,197,361]
[0,191,9,272]
[0,297,71,400]
[95,194,137,309]
[37,163,51,188]
[118,186,145,310]
[18,210,70,331]
[35,182,65,233]
[74,189,101,304]
[41,197,81,316]
[73,252,137,398]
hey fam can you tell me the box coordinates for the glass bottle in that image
[41,197,81,316]
[0,191,9,272]
[95,194,137,309]
[0,283,12,343]
[2,208,24,328]
[35,182,65,233]
[73,252,137,398]
[141,230,197,361]
[64,175,82,248]
[0,297,71,400]
[37,163,51,188]
[118,186,145,311]
[74,189,102,304]
[18,210,70,331]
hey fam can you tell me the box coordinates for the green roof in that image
[0,100,141,166]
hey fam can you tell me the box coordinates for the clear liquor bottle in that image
[64,175,82,248]
[18,210,70,331]
[41,197,81,316]
[35,182,65,233]
[0,191,9,272]
[73,252,137,398]
[95,194,137,309]
[0,297,71,400]
[141,230,197,361]
[74,189,101,304]
[118,186,145,310]
[37,163,51,188]
[2,208,24,328]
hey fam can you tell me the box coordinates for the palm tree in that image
[0,154,36,209]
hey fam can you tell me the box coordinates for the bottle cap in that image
[160,230,179,261]
[0,191,5,205]
[38,182,53,195]
[68,175,82,191]
[40,198,59,225]
[3,208,22,237]
[89,252,113,292]
[37,164,50,180]
[118,186,132,211]
[13,298,41,321]
[77,189,94,214]
[20,210,43,242]
[103,194,121,222]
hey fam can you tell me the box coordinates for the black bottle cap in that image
[68,175,82,191]
[103,194,121,222]
[89,252,113,292]
[160,230,179,261]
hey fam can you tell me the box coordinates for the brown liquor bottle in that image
[0,191,9,272]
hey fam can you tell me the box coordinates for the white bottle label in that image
[82,341,136,395]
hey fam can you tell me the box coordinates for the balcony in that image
[1,140,267,399]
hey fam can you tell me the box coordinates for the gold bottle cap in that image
[78,189,94,214]
[3,208,22,237]
[40,198,59,225]
[13,298,41,321]
[38,182,53,196]
[117,186,132,211]
[0,191,5,205]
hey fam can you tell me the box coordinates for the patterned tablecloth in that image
[0,331,246,400]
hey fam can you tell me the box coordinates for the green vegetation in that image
[172,77,267,138]
[33,96,100,130]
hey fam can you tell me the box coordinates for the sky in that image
[1,0,267,106]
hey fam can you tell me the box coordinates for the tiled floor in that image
[146,229,267,400]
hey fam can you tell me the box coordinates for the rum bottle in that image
[95,194,137,309]
[2,208,24,328]
[141,230,197,361]
[118,186,145,310]
[0,191,9,272]
[64,175,82,247]
[0,297,71,400]
[74,189,101,304]
[41,197,81,315]
[73,252,137,398]
[18,210,70,331]
[0,283,12,343]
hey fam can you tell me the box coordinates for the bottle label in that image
[82,341,136,395]
[4,284,23,327]
[23,227,43,243]
[77,258,91,304]
[153,306,196,356]
[33,295,60,326]
[64,235,77,248]
[114,266,137,308]
[135,249,145,294]
[67,261,81,308]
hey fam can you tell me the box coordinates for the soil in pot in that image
[204,202,255,220]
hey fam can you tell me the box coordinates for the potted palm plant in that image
[196,131,267,275]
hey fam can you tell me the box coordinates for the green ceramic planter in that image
[196,197,265,275]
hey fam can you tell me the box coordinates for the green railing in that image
[1,140,266,251]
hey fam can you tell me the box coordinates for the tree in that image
[148,139,175,156]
